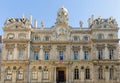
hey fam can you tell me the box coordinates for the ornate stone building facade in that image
[1,6,120,83]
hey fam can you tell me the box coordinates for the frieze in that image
[31,45,40,51]
[107,44,117,49]
[43,45,51,51]
[96,44,105,49]
[83,45,91,50]
[5,44,15,49]
[72,46,80,50]
[57,45,66,51]
[17,44,27,49]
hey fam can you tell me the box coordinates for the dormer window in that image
[45,36,50,41]
[73,36,78,41]
[83,36,89,41]
[108,34,113,39]
[98,34,103,40]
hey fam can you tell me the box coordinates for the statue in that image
[41,21,44,29]
[88,18,91,27]
[79,21,83,28]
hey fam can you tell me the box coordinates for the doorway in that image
[56,67,66,83]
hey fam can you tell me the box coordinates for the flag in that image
[59,55,63,63]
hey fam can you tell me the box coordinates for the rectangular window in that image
[110,68,114,79]
[18,49,24,60]
[59,51,64,60]
[98,49,102,60]
[109,49,113,60]
[7,49,13,60]
[84,51,88,60]
[74,69,79,79]
[74,51,78,60]
[34,51,39,60]
[44,51,49,60]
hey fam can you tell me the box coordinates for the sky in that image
[0,0,120,36]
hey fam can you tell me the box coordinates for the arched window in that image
[32,70,37,80]
[110,68,114,79]
[74,51,78,60]
[98,34,103,40]
[85,68,90,79]
[17,68,23,80]
[98,67,103,79]
[5,67,12,80]
[43,68,48,79]
[74,67,79,79]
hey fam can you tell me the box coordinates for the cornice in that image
[3,39,30,43]
[91,28,118,32]
[91,39,119,43]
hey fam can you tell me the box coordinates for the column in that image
[71,69,73,82]
[68,65,72,83]
[66,66,69,83]
[14,44,17,59]
[105,44,109,59]
[81,69,84,81]
[12,71,16,83]
[40,45,44,60]
[105,69,109,81]
[54,67,56,83]
[1,66,5,83]
[80,46,83,60]
[38,71,42,82]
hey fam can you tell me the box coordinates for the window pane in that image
[74,51,78,60]
[44,51,49,60]
[74,69,79,79]
[34,51,39,60]
[84,51,88,60]
[98,49,102,60]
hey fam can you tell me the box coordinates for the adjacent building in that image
[1,6,120,83]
